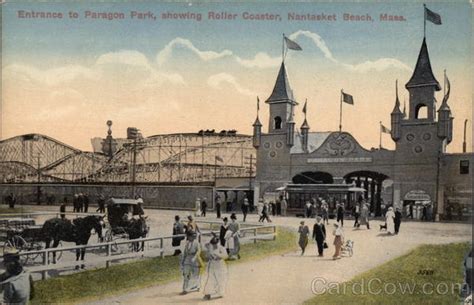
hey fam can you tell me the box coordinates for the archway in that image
[292,171,334,184]
[344,170,389,216]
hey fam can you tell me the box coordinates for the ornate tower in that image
[437,75,453,144]
[265,62,298,147]
[391,80,403,141]
[300,118,310,153]
[253,114,262,148]
[405,38,441,122]
[101,120,117,159]
[392,37,452,217]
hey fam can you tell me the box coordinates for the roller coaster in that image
[0,132,256,184]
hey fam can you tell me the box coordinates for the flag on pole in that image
[257,96,260,111]
[342,92,354,105]
[215,155,224,162]
[425,6,442,25]
[284,35,302,51]
[302,100,307,114]
[381,124,391,134]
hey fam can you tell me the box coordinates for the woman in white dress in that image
[385,207,396,234]
[180,231,201,294]
[195,197,201,217]
[203,234,228,300]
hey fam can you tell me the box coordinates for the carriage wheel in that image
[3,236,29,265]
[25,241,43,264]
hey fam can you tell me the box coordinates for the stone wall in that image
[0,184,214,210]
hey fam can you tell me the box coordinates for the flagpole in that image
[379,121,382,149]
[339,90,343,133]
[423,3,426,38]
[214,156,217,184]
[282,33,285,62]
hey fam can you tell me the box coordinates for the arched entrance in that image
[344,171,389,216]
[292,171,333,184]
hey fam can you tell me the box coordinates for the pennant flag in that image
[215,155,224,162]
[381,124,391,134]
[284,35,302,51]
[425,7,442,25]
[257,96,260,111]
[302,100,307,114]
[342,92,354,105]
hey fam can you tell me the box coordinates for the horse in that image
[126,216,149,252]
[41,215,103,268]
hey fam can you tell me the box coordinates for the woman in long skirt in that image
[298,221,309,255]
[332,223,344,260]
[203,235,228,300]
[385,207,395,234]
[226,213,240,260]
[180,231,201,294]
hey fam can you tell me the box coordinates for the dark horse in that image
[127,217,149,252]
[41,215,103,268]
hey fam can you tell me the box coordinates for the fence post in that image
[160,238,164,258]
[254,228,257,244]
[41,249,49,280]
[273,226,276,240]
[106,243,111,268]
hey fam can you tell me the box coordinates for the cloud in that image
[289,30,337,63]
[342,58,412,73]
[96,50,151,68]
[235,52,281,68]
[3,64,99,86]
[289,30,411,72]
[207,73,256,96]
[156,37,233,66]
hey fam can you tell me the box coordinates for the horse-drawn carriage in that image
[104,198,149,252]
[2,218,56,264]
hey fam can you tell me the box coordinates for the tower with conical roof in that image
[391,35,454,216]
[405,38,441,122]
[253,61,298,198]
[265,62,298,146]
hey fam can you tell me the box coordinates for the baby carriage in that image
[341,240,354,257]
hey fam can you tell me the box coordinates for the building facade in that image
[253,37,472,220]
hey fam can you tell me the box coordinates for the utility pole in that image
[37,154,41,205]
[127,127,139,198]
[463,119,468,153]
[131,138,138,198]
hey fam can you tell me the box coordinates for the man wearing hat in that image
[180,230,201,294]
[1,250,34,305]
[312,217,327,257]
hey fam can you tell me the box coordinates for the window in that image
[415,104,428,119]
[274,116,282,129]
[460,160,469,175]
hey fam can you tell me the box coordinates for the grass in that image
[32,226,297,304]
[304,242,471,305]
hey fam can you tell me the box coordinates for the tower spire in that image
[405,38,441,91]
[392,80,402,114]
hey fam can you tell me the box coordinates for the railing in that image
[6,221,276,280]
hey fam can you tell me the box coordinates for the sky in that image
[1,1,472,153]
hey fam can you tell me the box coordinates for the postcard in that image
[0,1,472,304]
